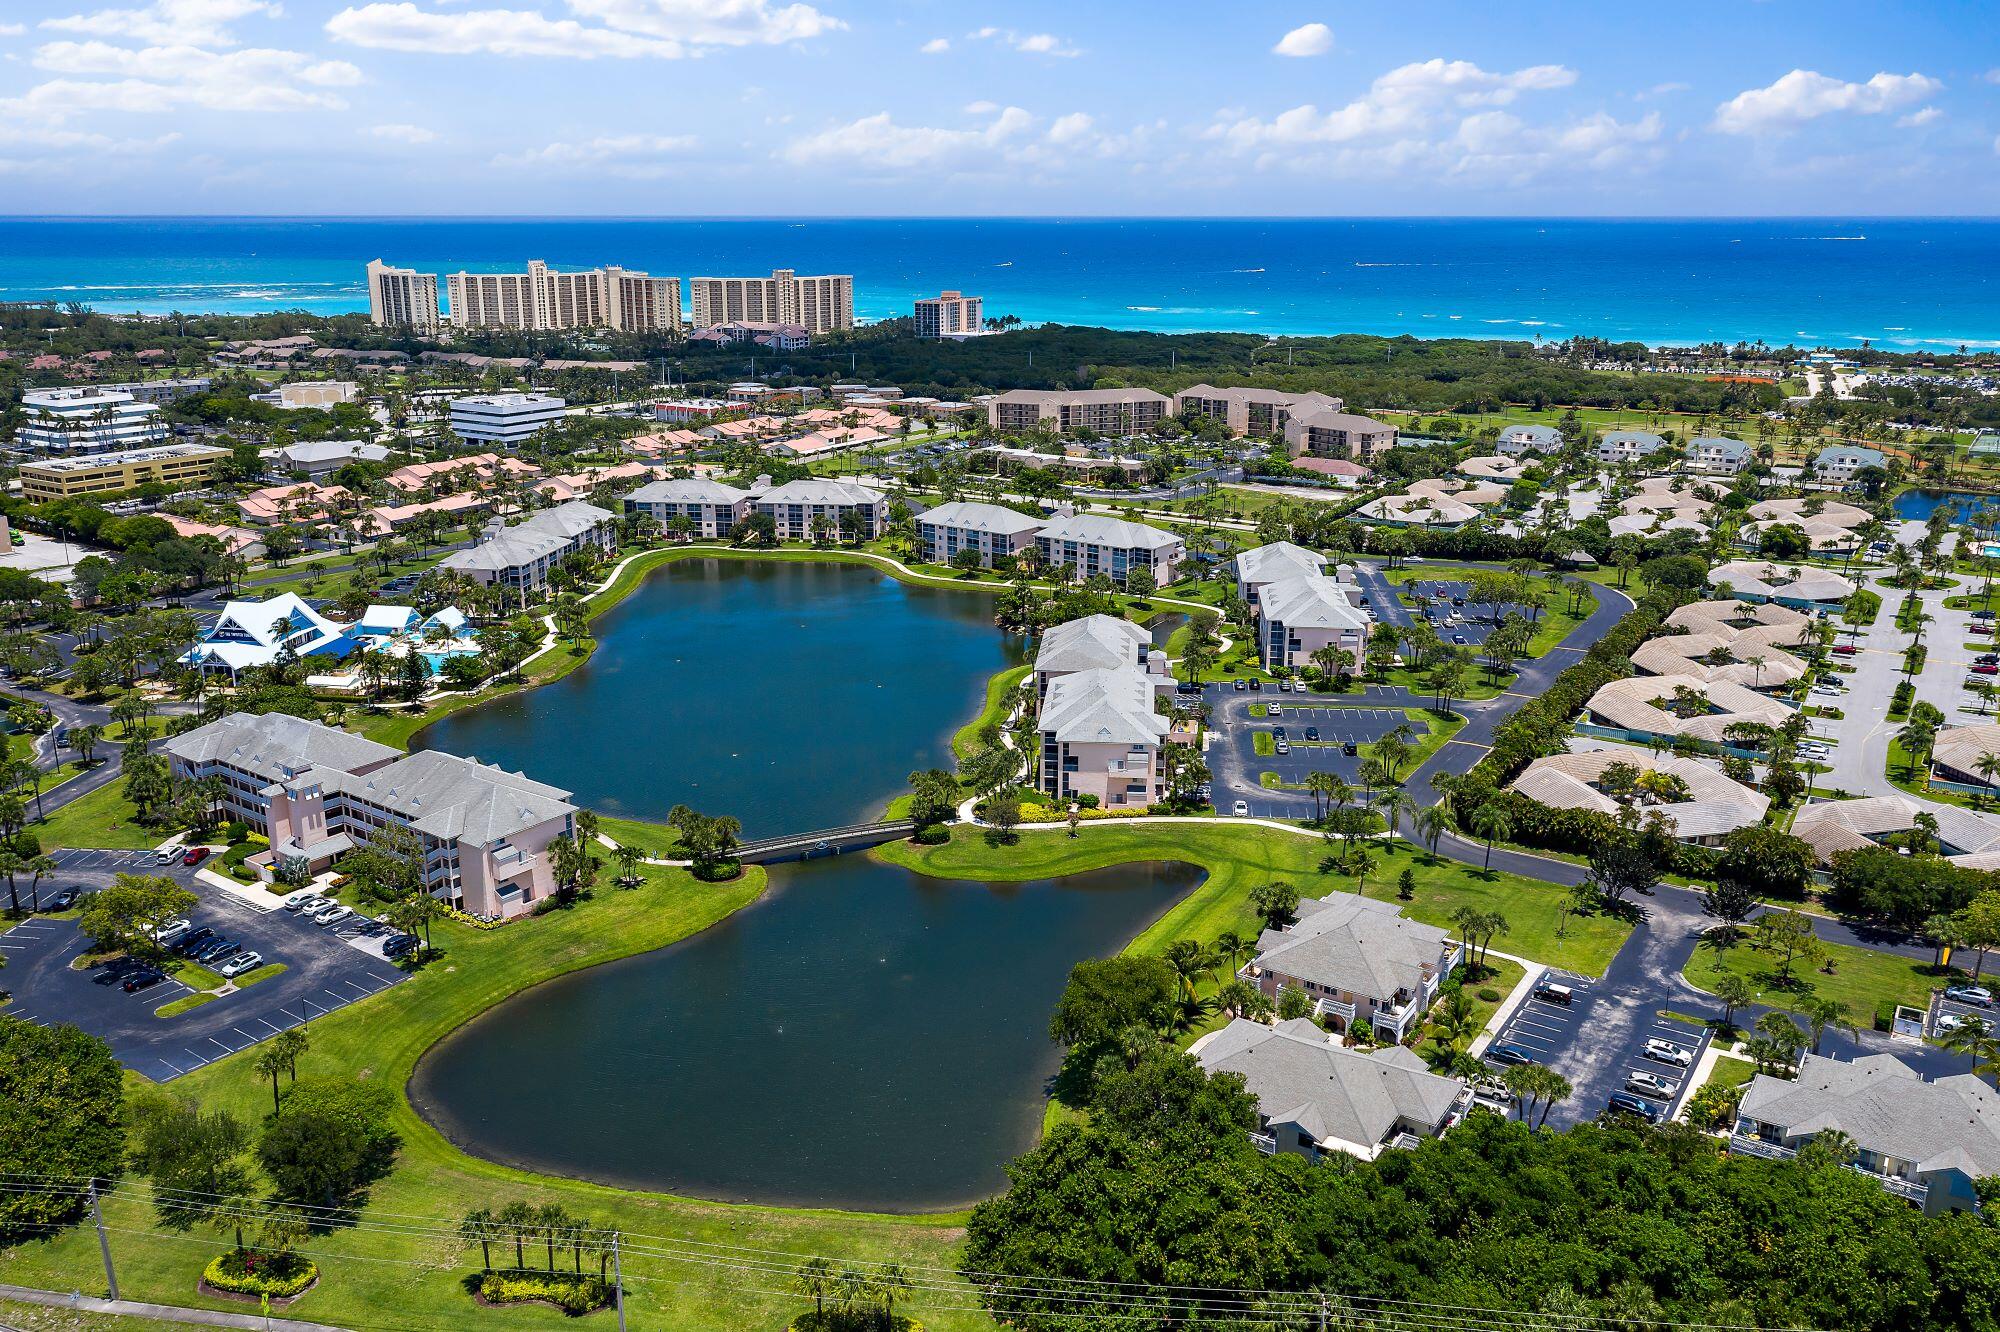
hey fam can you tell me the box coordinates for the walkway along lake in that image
[410,558,1206,1209]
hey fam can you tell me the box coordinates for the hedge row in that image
[1478,789,1719,880]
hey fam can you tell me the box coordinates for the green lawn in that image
[28,778,168,850]
[0,857,993,1332]
[1704,1055,1758,1095]
[595,813,683,859]
[953,665,1030,761]
[1414,957,1525,1065]
[1374,707,1465,775]
[875,822,1632,977]
[1684,933,1965,1029]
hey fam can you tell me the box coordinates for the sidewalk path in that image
[0,1283,350,1332]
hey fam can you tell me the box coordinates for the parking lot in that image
[1483,972,1711,1128]
[1203,689,1415,817]
[3,849,408,1081]
[1400,579,1547,651]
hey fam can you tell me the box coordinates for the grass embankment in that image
[953,666,1031,761]
[0,857,993,1332]
[28,778,161,850]
[1683,935,1967,1029]
[875,822,1632,978]
[0,1297,195,1332]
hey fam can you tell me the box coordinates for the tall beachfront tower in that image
[689,269,854,336]
[365,259,440,335]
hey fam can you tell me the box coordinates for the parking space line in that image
[207,1037,232,1053]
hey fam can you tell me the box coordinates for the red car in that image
[1973,624,1994,636]
[1831,644,1858,656]
[181,846,209,866]
[1975,665,2000,676]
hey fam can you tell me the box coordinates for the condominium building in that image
[1031,614,1155,698]
[16,386,166,456]
[439,501,618,599]
[365,259,441,335]
[1036,666,1169,809]
[449,392,567,447]
[626,478,752,539]
[446,260,683,334]
[986,388,1172,436]
[1173,386,1343,439]
[1596,430,1669,465]
[917,500,1043,567]
[165,711,577,920]
[1282,409,1397,460]
[1034,513,1183,585]
[1256,575,1371,673]
[690,269,854,336]
[1686,435,1753,475]
[19,443,228,501]
[1237,890,1464,1044]
[750,478,888,541]
[913,290,983,339]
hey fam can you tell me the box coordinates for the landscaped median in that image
[1683,930,1967,1031]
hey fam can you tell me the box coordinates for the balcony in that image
[1728,1133,1795,1162]
[1249,1131,1277,1155]
[1314,995,1357,1022]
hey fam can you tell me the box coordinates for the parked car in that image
[194,937,239,963]
[1304,727,1320,741]
[1974,665,2000,676]
[1832,644,1858,656]
[1341,742,1359,757]
[1232,679,1246,692]
[1248,679,1261,692]
[1605,1092,1662,1122]
[281,889,323,911]
[1626,1071,1678,1099]
[1973,624,1995,636]
[1231,800,1249,817]
[181,846,209,866]
[1533,981,1574,1006]
[313,903,353,927]
[1278,679,1294,692]
[1977,610,1996,621]
[1267,703,1282,716]
[1274,741,1290,755]
[122,967,167,993]
[1979,655,2000,666]
[152,917,192,947]
[154,847,181,865]
[45,885,84,912]
[217,951,264,979]
[1272,727,1288,739]
[1643,1038,1695,1068]
[176,928,215,955]
[1485,1044,1536,1067]
[1945,984,1994,1008]
[382,933,420,960]
[1452,634,1468,646]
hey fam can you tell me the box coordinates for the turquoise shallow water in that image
[5,216,1996,348]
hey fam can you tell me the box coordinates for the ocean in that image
[2,216,1995,350]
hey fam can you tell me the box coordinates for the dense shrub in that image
[1826,846,1991,932]
[477,1270,612,1316]
[0,1018,125,1241]
[204,1251,317,1298]
[910,823,952,845]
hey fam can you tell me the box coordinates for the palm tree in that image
[793,1256,835,1323]
[1467,801,1512,871]
[24,854,57,912]
[1412,803,1449,862]
[497,1201,537,1271]
[614,843,643,887]
[1800,996,1856,1056]
[1162,938,1215,1001]
[253,1043,288,1116]
[460,1208,501,1272]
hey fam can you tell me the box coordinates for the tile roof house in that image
[1192,1017,1468,1161]
[1239,891,1463,1043]
[1708,561,1858,609]
[1630,610,1811,690]
[1456,455,1530,482]
[1789,795,2000,866]
[1584,673,1793,745]
[1739,498,1872,553]
[1931,722,2000,790]
[1356,493,1479,529]
[1172,385,1344,438]
[1733,1052,2000,1214]
[1506,750,1769,845]
[1283,410,1397,460]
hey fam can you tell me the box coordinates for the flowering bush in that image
[203,1250,317,1298]
[477,1270,613,1316]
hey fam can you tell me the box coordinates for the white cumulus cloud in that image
[1211,58,1577,150]
[1896,106,1941,128]
[920,36,948,54]
[42,0,279,48]
[1273,23,1332,58]
[780,104,1139,173]
[493,131,698,177]
[327,0,842,59]
[967,26,1078,58]
[370,122,438,143]
[1712,69,1942,134]
[12,39,362,117]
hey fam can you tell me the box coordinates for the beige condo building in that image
[365,259,440,335]
[690,269,854,336]
[446,260,683,334]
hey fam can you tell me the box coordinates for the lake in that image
[416,557,1027,837]
[1892,489,2000,523]
[409,855,1199,1210]
[410,557,1202,1208]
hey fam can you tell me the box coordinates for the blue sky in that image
[2,0,1996,215]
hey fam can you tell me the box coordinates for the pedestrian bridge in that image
[735,819,917,864]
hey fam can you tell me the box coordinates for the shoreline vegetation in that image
[7,542,1619,1330]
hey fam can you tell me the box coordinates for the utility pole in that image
[611,1232,626,1332]
[89,1180,118,1301]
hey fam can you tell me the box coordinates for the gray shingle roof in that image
[627,478,749,506]
[1258,575,1371,633]
[1740,1053,2000,1178]
[302,748,574,847]
[1033,614,1148,677]
[918,500,1045,537]
[1036,512,1181,551]
[1039,666,1170,747]
[1195,1017,1462,1156]
[752,478,886,506]
[1252,891,1451,1004]
[165,712,398,786]
[1235,541,1326,586]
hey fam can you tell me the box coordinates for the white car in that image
[217,951,263,979]
[1643,1038,1695,1068]
[280,889,323,912]
[1267,703,1283,717]
[151,917,192,946]
[1232,800,1249,817]
[1626,1071,1677,1099]
[312,902,353,927]
[154,846,181,865]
